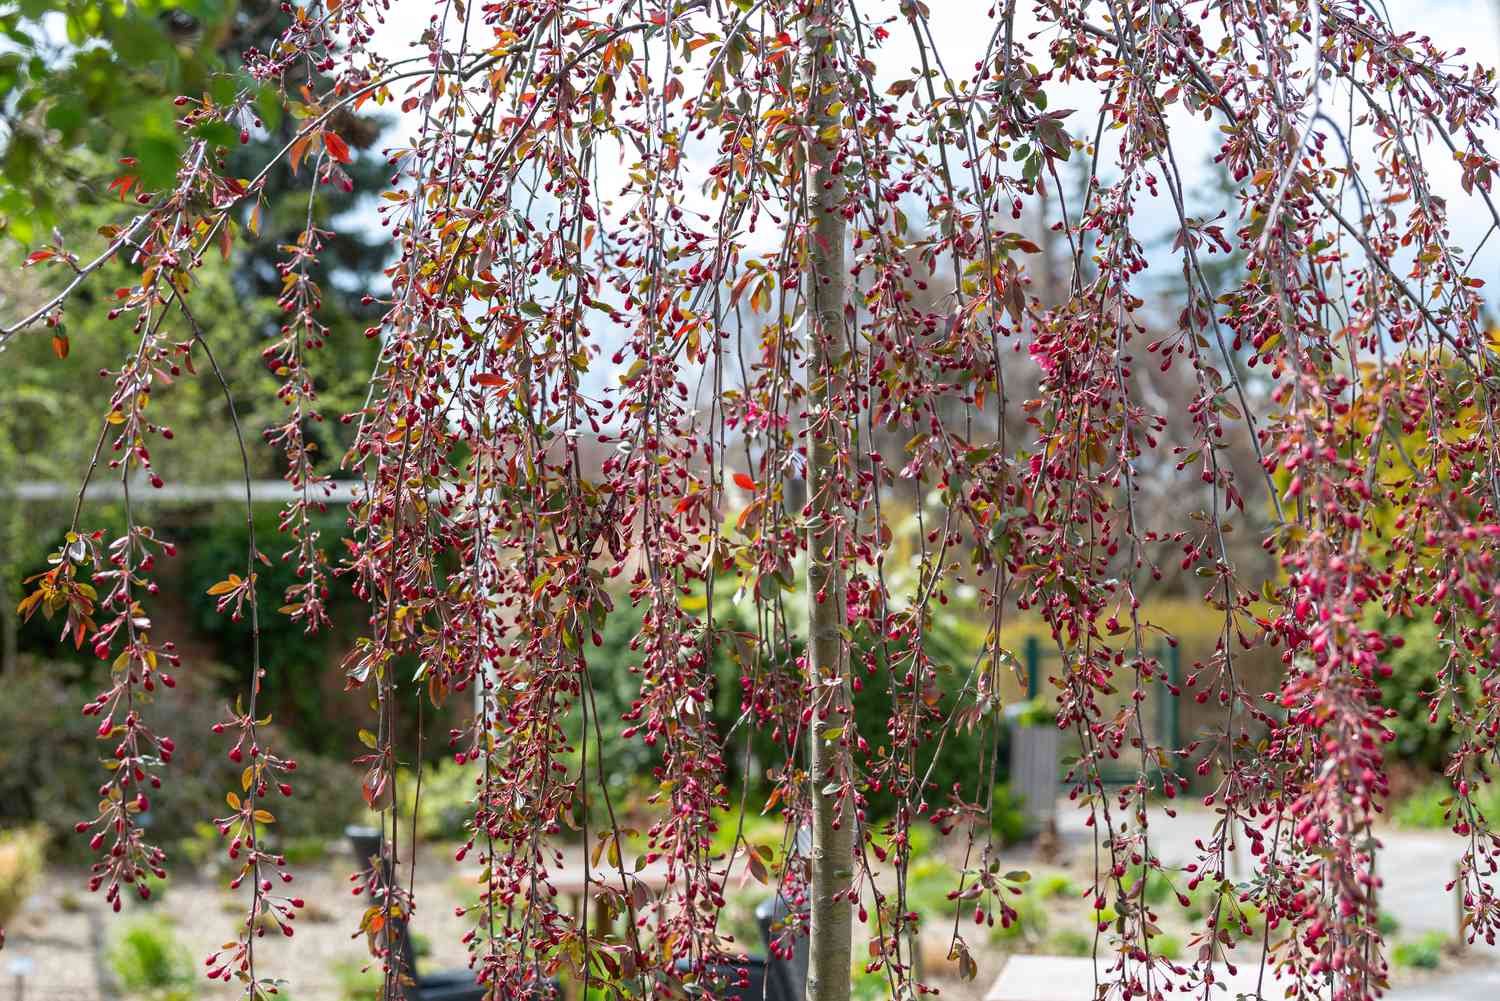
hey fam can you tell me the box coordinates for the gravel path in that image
[6,806,1495,1000]
[5,842,479,1001]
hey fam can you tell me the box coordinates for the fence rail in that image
[5,479,364,503]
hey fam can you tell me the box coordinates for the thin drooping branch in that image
[12,4,1500,1001]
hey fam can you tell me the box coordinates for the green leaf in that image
[210,73,239,107]
[190,121,240,149]
[134,135,185,188]
[44,99,83,134]
[257,86,283,132]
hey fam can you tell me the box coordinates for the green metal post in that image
[1024,634,1042,700]
[1160,642,1181,750]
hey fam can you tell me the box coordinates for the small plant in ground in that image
[1049,929,1094,957]
[173,822,226,878]
[1153,934,1183,961]
[107,915,195,1000]
[1390,931,1449,970]
[1010,698,1059,729]
[331,959,382,1001]
[906,824,936,858]
[990,785,1032,847]
[397,760,479,843]
[273,835,329,866]
[1393,782,1459,830]
[299,898,337,924]
[988,888,1049,948]
[850,963,892,1001]
[1035,872,1082,901]
[1186,880,1263,935]
[1122,864,1177,908]
[1394,779,1500,831]
[903,858,964,920]
[131,872,169,906]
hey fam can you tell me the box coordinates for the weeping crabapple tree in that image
[7,0,1500,999]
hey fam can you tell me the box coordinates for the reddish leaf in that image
[324,131,352,164]
[733,472,756,491]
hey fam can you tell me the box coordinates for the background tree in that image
[0,0,387,674]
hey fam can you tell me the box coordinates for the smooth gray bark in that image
[803,5,852,1001]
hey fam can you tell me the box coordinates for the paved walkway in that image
[1388,963,1500,1000]
[1052,803,1498,997]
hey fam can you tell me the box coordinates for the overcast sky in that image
[362,1,1500,311]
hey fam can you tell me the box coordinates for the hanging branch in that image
[12,3,1500,1001]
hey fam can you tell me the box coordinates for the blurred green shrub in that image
[332,959,382,1001]
[180,507,366,757]
[108,916,195,1000]
[0,825,45,927]
[1048,928,1093,956]
[1035,871,1081,900]
[990,784,1030,846]
[1371,615,1465,774]
[0,663,362,861]
[581,576,1006,828]
[1391,931,1448,970]
[1153,933,1183,960]
[396,757,478,842]
[988,885,1049,947]
[1122,864,1176,908]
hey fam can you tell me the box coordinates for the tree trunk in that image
[803,5,851,1001]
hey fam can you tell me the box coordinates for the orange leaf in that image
[51,333,69,359]
[736,500,761,532]
[324,131,352,164]
[733,473,756,491]
[474,372,506,387]
[289,135,309,175]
